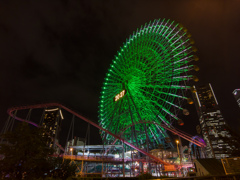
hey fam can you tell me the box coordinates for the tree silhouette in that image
[0,122,54,179]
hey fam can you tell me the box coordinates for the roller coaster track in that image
[112,121,206,147]
[7,103,205,165]
[7,103,169,165]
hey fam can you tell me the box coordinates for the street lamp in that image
[176,140,181,165]
[176,140,182,177]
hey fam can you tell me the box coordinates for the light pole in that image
[69,148,74,162]
[176,140,181,164]
[176,140,182,176]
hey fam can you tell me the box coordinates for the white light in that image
[209,83,218,105]
[194,85,201,107]
[59,109,64,120]
[45,108,59,112]
[173,66,189,72]
[233,89,240,95]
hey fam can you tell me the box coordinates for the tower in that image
[42,108,64,153]
[192,83,233,159]
[232,89,240,108]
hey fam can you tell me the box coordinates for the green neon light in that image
[98,19,197,149]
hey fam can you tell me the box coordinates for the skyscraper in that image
[192,83,234,159]
[42,108,64,152]
[232,89,240,108]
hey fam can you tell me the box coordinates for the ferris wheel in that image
[98,19,199,150]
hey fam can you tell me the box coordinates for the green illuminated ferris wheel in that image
[99,19,199,149]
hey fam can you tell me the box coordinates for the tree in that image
[50,158,79,180]
[0,122,54,179]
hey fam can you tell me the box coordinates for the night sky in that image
[0,0,240,145]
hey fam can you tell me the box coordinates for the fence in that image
[221,157,240,175]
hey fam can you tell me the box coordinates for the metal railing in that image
[221,157,240,175]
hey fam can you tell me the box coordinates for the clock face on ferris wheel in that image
[99,19,199,149]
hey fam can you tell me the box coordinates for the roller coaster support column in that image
[122,138,125,177]
[176,140,181,166]
[81,139,85,177]
[81,160,84,177]
[178,136,183,166]
[101,160,104,177]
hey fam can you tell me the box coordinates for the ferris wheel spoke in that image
[145,63,188,78]
[158,75,192,84]
[131,87,180,126]
[136,77,184,87]
[141,84,190,91]
[149,99,179,121]
[148,125,162,144]
[127,87,153,151]
[151,34,189,59]
[135,93,184,120]
[154,124,167,137]
[150,56,192,77]
[99,101,121,129]
[129,89,162,122]
[133,30,181,62]
[157,113,172,128]
[153,56,191,75]
[126,95,140,146]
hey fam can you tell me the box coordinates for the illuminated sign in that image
[114,90,126,102]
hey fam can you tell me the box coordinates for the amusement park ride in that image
[1,19,206,177]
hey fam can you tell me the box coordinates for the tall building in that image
[192,83,234,159]
[42,108,64,153]
[232,89,240,108]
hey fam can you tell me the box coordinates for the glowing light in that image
[194,85,201,107]
[114,90,126,102]
[45,108,59,112]
[232,89,240,96]
[209,83,218,105]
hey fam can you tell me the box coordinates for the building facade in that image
[150,148,179,164]
[192,83,234,159]
[232,89,240,108]
[42,108,63,153]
